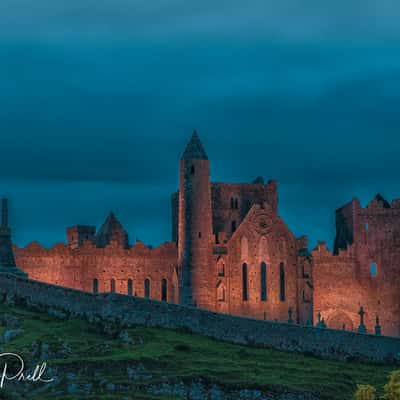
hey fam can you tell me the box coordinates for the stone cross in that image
[288,307,293,324]
[357,306,367,333]
[358,306,365,324]
[316,312,326,328]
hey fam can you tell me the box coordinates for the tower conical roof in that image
[96,212,129,248]
[374,193,391,208]
[181,130,208,160]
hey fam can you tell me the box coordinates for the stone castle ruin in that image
[2,132,400,337]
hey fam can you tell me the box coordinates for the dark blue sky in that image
[1,1,400,250]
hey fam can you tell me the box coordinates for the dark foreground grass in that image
[0,303,395,400]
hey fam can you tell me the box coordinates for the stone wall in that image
[313,195,400,337]
[211,180,278,240]
[13,240,178,303]
[1,273,399,364]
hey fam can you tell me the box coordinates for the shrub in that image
[174,344,191,352]
[354,384,376,400]
[384,371,400,400]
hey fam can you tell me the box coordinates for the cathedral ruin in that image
[5,132,400,337]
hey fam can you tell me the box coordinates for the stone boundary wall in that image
[1,274,400,363]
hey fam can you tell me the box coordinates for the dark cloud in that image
[1,0,400,41]
[0,1,399,249]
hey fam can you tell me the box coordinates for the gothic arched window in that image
[161,278,168,301]
[217,283,226,302]
[260,262,267,301]
[218,261,225,277]
[93,279,98,294]
[144,279,151,298]
[110,279,116,293]
[279,263,285,302]
[370,262,377,276]
[128,279,133,296]
[242,263,248,301]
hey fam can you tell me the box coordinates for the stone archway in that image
[327,312,354,331]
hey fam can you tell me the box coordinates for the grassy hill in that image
[0,302,396,400]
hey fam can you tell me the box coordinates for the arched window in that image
[217,283,226,302]
[127,279,133,296]
[93,279,98,294]
[218,262,225,277]
[260,262,267,301]
[161,279,167,301]
[242,263,248,301]
[190,165,195,175]
[370,262,377,276]
[235,198,239,209]
[144,279,150,298]
[279,263,285,301]
[230,198,235,209]
[110,279,116,293]
[232,220,237,233]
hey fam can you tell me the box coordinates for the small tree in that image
[384,371,400,400]
[354,384,376,400]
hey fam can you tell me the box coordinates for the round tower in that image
[0,198,27,278]
[178,131,213,309]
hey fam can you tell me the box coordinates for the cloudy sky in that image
[1,1,400,249]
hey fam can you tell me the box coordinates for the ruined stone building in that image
[6,133,400,336]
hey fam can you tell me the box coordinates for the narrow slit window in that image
[93,279,98,294]
[110,279,116,293]
[128,279,133,296]
[260,262,267,301]
[144,279,151,298]
[279,263,285,302]
[370,262,377,276]
[242,263,248,301]
[161,279,167,301]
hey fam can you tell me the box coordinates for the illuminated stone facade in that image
[12,133,400,336]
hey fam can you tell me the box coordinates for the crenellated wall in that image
[14,240,179,303]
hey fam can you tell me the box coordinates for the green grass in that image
[0,303,396,400]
